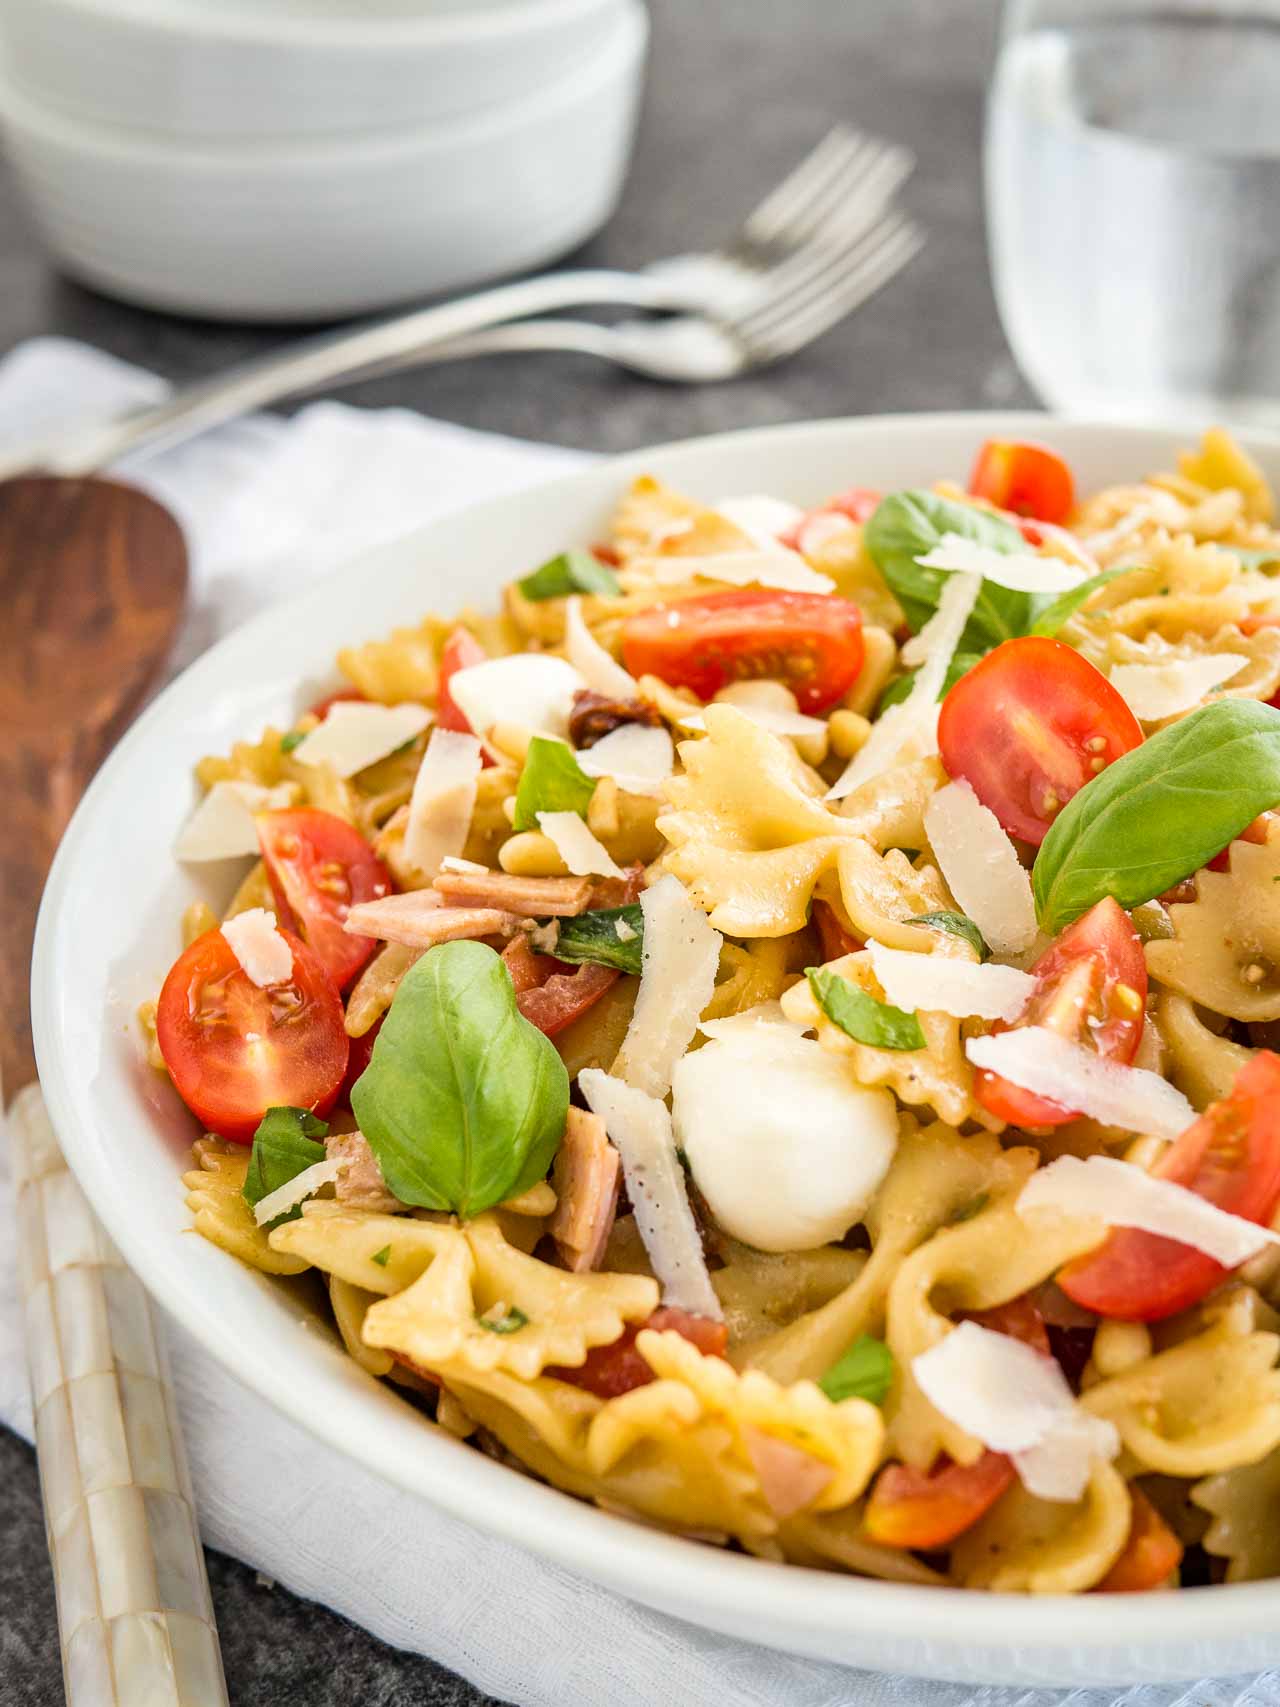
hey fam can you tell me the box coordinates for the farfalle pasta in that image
[152,430,1280,1593]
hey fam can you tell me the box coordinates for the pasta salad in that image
[150,430,1280,1594]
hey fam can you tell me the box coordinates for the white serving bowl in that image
[32,414,1280,1686]
[0,0,646,321]
[0,0,631,138]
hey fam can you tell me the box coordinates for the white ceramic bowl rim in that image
[33,412,1280,1678]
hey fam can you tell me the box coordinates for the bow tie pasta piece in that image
[779,1505,949,1586]
[1099,626,1280,731]
[327,1275,395,1380]
[1145,835,1280,1023]
[268,1202,461,1293]
[950,1461,1132,1593]
[710,1239,868,1358]
[610,475,706,564]
[1194,1442,1280,1582]
[183,1139,310,1278]
[1152,992,1254,1111]
[1176,428,1275,523]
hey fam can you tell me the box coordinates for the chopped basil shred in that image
[512,735,596,832]
[549,903,644,975]
[279,730,306,753]
[906,911,989,961]
[805,966,925,1052]
[517,549,621,602]
[1027,567,1131,637]
[242,1106,328,1229]
[371,1245,391,1268]
[818,1335,894,1405]
[477,1304,529,1335]
[876,650,983,716]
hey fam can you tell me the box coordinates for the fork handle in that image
[2,269,682,479]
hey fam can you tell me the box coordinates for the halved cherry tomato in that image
[437,626,488,736]
[258,809,392,992]
[549,1308,728,1398]
[1207,811,1277,871]
[306,686,366,720]
[937,637,1143,846]
[156,926,348,1143]
[501,936,620,1038]
[339,1015,381,1106]
[813,899,863,962]
[1058,1050,1280,1322]
[969,439,1075,524]
[779,487,882,550]
[975,897,1147,1130]
[620,589,864,715]
[1095,1489,1183,1592]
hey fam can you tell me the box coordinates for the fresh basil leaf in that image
[1028,567,1131,637]
[818,1335,894,1405]
[371,1245,391,1268]
[279,730,306,754]
[477,1304,529,1335]
[518,549,621,602]
[906,911,989,961]
[806,966,925,1051]
[513,735,596,832]
[1232,546,1280,574]
[876,650,984,716]
[1033,698,1280,933]
[351,940,568,1218]
[550,903,644,975]
[863,490,1048,650]
[242,1106,329,1229]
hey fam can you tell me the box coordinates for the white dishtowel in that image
[0,335,1276,1707]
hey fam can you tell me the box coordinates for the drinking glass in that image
[987,0,1280,427]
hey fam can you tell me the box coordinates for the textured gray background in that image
[0,0,1034,1700]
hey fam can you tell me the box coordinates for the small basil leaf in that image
[351,939,568,1218]
[863,490,1049,650]
[806,966,925,1051]
[518,549,621,602]
[876,650,984,716]
[477,1304,529,1335]
[1033,698,1280,933]
[1028,567,1131,637]
[906,911,989,961]
[279,730,306,754]
[550,903,644,975]
[513,735,596,832]
[818,1335,894,1405]
[242,1106,329,1229]
[371,1245,392,1268]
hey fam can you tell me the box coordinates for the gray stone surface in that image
[0,1,1033,1700]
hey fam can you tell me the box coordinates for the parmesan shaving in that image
[439,856,488,875]
[578,1069,723,1319]
[915,533,1086,594]
[252,1159,346,1228]
[966,1028,1196,1141]
[403,728,482,877]
[290,700,431,777]
[677,703,826,739]
[564,595,638,698]
[536,811,625,879]
[1109,653,1248,722]
[714,494,805,542]
[643,550,834,594]
[174,780,294,861]
[613,873,722,1099]
[697,1000,798,1041]
[221,908,293,988]
[798,511,857,558]
[827,571,981,798]
[1018,1154,1280,1266]
[446,654,585,740]
[1013,1412,1124,1504]
[923,780,1037,955]
[866,940,1034,1021]
[576,723,675,795]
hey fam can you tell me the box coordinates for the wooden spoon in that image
[0,473,188,1096]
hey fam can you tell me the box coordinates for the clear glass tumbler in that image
[987,0,1280,427]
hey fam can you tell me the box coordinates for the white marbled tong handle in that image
[10,1083,229,1706]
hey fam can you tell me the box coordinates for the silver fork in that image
[2,126,914,478]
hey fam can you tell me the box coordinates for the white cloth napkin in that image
[2,336,1278,1707]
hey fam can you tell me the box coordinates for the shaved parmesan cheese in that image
[916,533,1086,594]
[613,874,722,1099]
[222,908,293,988]
[798,511,858,559]
[446,654,585,740]
[867,940,1034,1021]
[924,780,1037,955]
[174,780,293,861]
[439,856,488,875]
[403,728,482,877]
[828,571,981,798]
[698,1000,798,1040]
[614,917,637,942]
[291,700,431,777]
[564,595,638,698]
[913,1321,1119,1502]
[1109,653,1248,722]
[715,494,805,542]
[1018,1154,1280,1265]
[576,723,674,795]
[966,1028,1195,1141]
[252,1158,346,1228]
[646,550,834,594]
[536,811,624,879]
[678,702,827,739]
[578,1069,722,1319]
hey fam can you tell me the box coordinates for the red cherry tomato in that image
[813,899,863,961]
[549,1308,728,1398]
[258,809,392,992]
[620,589,864,715]
[969,439,1076,524]
[306,686,367,720]
[975,897,1147,1130]
[779,487,882,550]
[1058,1051,1280,1322]
[500,936,620,1038]
[937,637,1143,846]
[1095,1489,1183,1592]
[339,1016,382,1106]
[156,926,348,1143]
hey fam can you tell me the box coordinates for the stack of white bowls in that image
[0,0,648,320]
